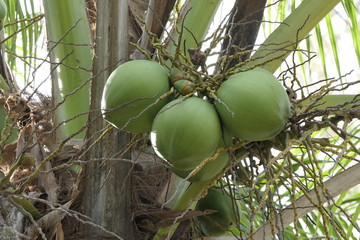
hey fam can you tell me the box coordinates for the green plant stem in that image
[165,0,221,68]
[173,180,211,210]
[42,0,92,140]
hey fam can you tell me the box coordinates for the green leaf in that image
[315,24,328,79]
[4,0,43,81]
[325,13,342,78]
[341,0,360,67]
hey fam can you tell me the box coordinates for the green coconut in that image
[215,68,291,141]
[101,60,170,133]
[196,187,238,236]
[151,97,222,171]
[171,151,228,182]
[171,134,231,182]
[174,80,195,96]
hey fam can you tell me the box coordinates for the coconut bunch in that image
[101,60,291,182]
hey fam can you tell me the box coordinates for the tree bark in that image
[76,1,133,239]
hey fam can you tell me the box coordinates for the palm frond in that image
[341,0,360,67]
[3,0,43,83]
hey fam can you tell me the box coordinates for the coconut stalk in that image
[248,0,341,73]
[42,0,92,140]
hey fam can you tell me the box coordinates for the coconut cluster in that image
[101,60,291,182]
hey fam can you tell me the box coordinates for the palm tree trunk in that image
[75,1,134,239]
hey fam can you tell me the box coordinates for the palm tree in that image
[0,0,359,239]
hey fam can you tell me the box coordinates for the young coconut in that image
[171,131,232,182]
[101,60,170,133]
[196,187,239,236]
[171,145,228,182]
[174,80,195,96]
[170,72,188,85]
[215,68,291,141]
[151,97,222,171]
